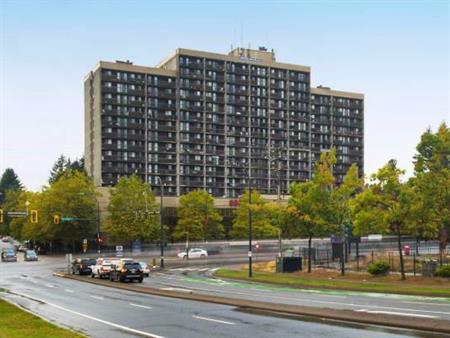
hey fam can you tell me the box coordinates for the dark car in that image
[24,250,38,262]
[109,261,143,283]
[71,258,96,275]
[1,248,17,262]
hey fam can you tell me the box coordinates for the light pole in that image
[155,176,164,269]
[241,158,253,278]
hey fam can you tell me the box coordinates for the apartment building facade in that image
[84,47,364,197]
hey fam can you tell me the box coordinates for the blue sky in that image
[1,0,449,190]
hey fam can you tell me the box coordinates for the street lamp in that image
[155,176,165,269]
[241,159,253,278]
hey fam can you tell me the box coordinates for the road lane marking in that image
[402,301,450,307]
[90,295,104,300]
[45,283,55,288]
[130,303,152,310]
[10,292,166,338]
[355,309,437,319]
[192,315,235,325]
[64,289,74,293]
[161,287,192,293]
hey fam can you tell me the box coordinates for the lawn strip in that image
[0,298,84,338]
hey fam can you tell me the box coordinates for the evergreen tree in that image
[0,168,23,204]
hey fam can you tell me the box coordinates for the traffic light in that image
[0,209,3,224]
[30,210,38,224]
[53,214,60,224]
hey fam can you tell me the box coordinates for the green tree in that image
[3,190,36,240]
[0,168,23,204]
[22,171,98,248]
[412,123,450,262]
[105,175,158,243]
[288,149,336,272]
[49,155,85,184]
[331,164,364,235]
[231,189,279,239]
[173,190,224,243]
[351,160,411,280]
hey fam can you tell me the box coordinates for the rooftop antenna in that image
[240,21,243,49]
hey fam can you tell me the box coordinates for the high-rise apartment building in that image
[84,47,364,197]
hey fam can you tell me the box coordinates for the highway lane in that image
[0,256,434,338]
[143,266,450,321]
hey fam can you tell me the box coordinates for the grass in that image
[215,266,450,298]
[0,298,84,338]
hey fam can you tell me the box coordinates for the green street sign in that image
[61,217,78,222]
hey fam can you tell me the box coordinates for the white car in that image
[91,258,114,279]
[177,248,208,259]
[138,262,150,277]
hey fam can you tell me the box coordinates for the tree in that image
[351,160,411,280]
[49,155,85,184]
[22,171,97,248]
[0,168,23,204]
[173,190,224,243]
[288,149,336,273]
[105,175,158,243]
[231,189,279,239]
[2,190,35,240]
[412,123,450,262]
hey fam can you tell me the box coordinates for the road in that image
[0,252,448,337]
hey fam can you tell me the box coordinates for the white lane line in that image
[64,289,74,293]
[402,301,450,307]
[90,295,104,300]
[161,287,192,293]
[130,303,152,310]
[45,283,55,288]
[192,315,235,325]
[11,292,166,338]
[355,309,437,319]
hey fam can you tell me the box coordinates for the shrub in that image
[434,265,450,278]
[367,261,390,276]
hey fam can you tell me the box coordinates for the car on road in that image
[177,248,208,259]
[91,258,114,279]
[71,258,97,275]
[1,236,11,243]
[109,261,143,283]
[24,250,38,261]
[1,248,17,262]
[138,262,150,277]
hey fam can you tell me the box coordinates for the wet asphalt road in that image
[0,252,449,338]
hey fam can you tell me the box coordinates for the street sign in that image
[61,217,77,222]
[7,211,28,218]
[116,245,123,257]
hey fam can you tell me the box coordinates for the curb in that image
[53,272,450,335]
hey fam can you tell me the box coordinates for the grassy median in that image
[215,267,450,298]
[0,298,84,338]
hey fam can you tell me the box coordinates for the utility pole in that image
[155,176,164,269]
[248,171,252,278]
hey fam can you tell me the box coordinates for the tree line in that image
[0,123,448,278]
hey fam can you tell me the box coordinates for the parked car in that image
[91,258,114,279]
[1,236,11,243]
[109,261,143,283]
[71,258,96,275]
[177,248,208,259]
[1,248,17,262]
[24,250,38,261]
[138,262,150,277]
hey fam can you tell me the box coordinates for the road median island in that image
[214,267,450,298]
[0,297,85,338]
[54,272,450,334]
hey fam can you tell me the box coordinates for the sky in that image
[1,0,449,191]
